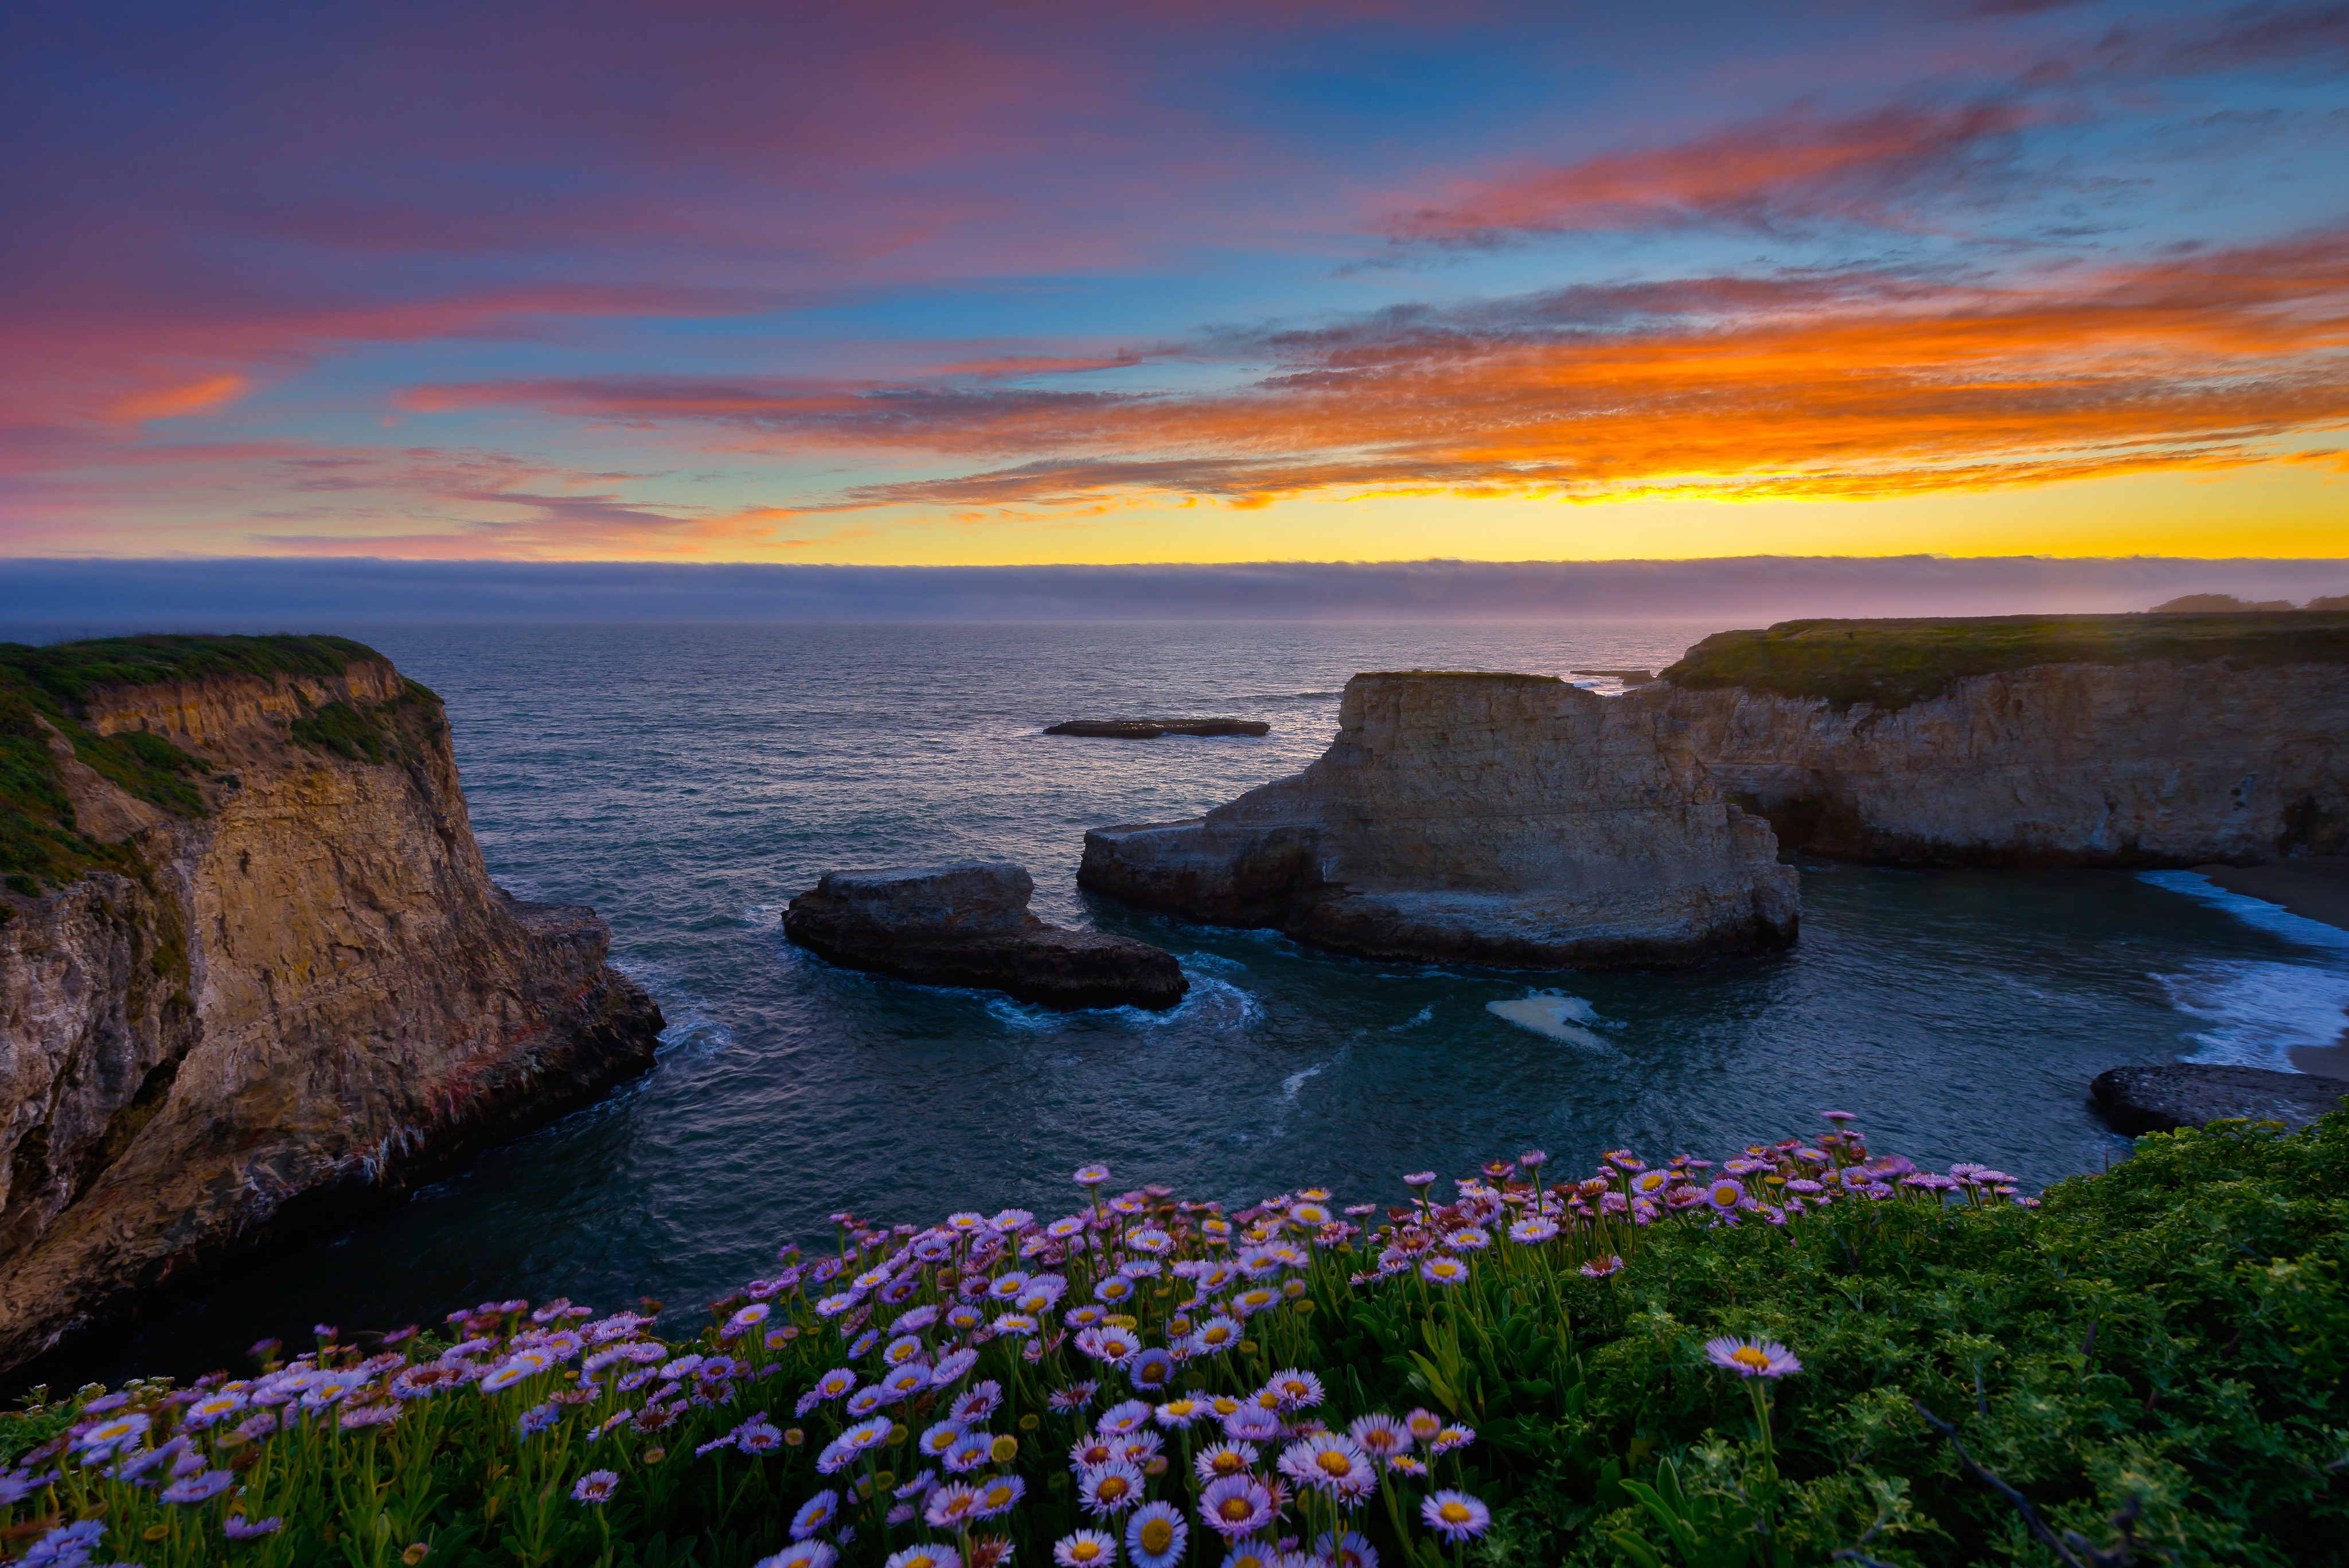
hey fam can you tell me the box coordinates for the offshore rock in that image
[1641,660,2349,866]
[2091,1063,2349,1134]
[1079,672,1797,969]
[1045,719,1270,739]
[784,863,1188,1011]
[0,646,662,1374]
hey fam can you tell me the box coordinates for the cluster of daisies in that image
[0,1118,1999,1568]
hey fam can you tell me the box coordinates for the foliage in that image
[1660,611,2349,711]
[2,1113,2344,1568]
[0,637,440,894]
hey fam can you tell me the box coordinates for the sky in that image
[3,0,2346,567]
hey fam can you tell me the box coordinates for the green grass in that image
[0,635,431,895]
[1661,611,2349,711]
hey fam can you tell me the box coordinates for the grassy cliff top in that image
[0,634,426,897]
[1662,611,2349,710]
[0,633,383,707]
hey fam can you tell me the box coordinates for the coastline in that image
[2191,857,2349,1076]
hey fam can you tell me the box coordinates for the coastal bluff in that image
[1638,612,2349,866]
[784,863,1187,1010]
[1079,671,1797,968]
[0,636,662,1374]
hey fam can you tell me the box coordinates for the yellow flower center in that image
[1212,1453,1245,1475]
[1219,1499,1254,1522]
[1072,1547,1102,1564]
[1141,1520,1175,1554]
[1099,1477,1130,1502]
[1731,1346,1770,1371]
[1440,1503,1471,1525]
[1316,1452,1351,1476]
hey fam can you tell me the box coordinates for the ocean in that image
[53,621,2349,1379]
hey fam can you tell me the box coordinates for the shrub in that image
[2,1111,2342,1568]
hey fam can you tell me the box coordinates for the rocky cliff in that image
[1079,672,1797,968]
[0,637,662,1373]
[1642,615,2349,865]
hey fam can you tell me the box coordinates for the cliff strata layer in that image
[0,638,662,1372]
[1642,660,2348,866]
[785,863,1187,1010]
[1079,672,1797,968]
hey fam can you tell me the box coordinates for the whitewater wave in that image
[2137,870,2349,953]
[1390,1005,1434,1032]
[982,973,1263,1032]
[2154,959,2349,1071]
[1486,991,1611,1050]
[611,958,734,1054]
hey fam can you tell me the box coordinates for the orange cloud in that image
[405,228,2349,514]
[108,373,252,422]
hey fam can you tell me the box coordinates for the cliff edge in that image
[1079,672,1797,968]
[1644,613,2349,865]
[0,635,663,1372]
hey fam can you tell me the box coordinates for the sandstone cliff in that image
[0,637,662,1373]
[1079,672,1797,968]
[1641,658,2348,867]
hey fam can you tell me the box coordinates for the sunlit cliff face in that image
[5,0,2346,563]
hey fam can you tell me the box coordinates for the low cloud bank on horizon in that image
[6,556,2347,634]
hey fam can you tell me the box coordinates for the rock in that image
[1570,669,1655,684]
[784,863,1188,1011]
[0,640,663,1374]
[1079,672,1798,969]
[1045,719,1270,739]
[1642,659,2349,865]
[2090,1063,2349,1134]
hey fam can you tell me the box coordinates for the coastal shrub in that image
[3,1111,2343,1568]
[1662,611,2349,710]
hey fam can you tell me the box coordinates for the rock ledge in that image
[784,863,1187,1010]
[2090,1063,2349,1134]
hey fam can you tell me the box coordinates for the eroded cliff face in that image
[1638,660,2348,866]
[0,657,662,1371]
[1080,672,1797,967]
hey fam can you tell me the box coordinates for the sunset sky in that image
[5,1,2346,565]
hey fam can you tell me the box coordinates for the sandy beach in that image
[2192,857,2349,1076]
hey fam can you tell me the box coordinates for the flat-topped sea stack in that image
[785,863,1188,1009]
[1640,611,2349,866]
[0,635,663,1373]
[1045,719,1270,739]
[1079,672,1798,969]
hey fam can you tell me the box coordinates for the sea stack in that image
[1078,671,1798,968]
[785,863,1188,1010]
[0,636,663,1374]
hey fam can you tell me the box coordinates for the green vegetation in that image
[1662,611,2349,710]
[0,635,432,895]
[3,1111,2343,1567]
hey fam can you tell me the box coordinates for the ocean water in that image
[47,622,2349,1381]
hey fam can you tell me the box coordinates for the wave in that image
[1486,991,1611,1050]
[610,958,735,1055]
[1389,1005,1434,1032]
[2154,959,2349,1072]
[982,973,1263,1033]
[2137,871,2349,953]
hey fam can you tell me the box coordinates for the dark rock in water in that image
[1045,719,1270,739]
[2090,1063,2349,1134]
[1570,669,1655,683]
[783,863,1187,1011]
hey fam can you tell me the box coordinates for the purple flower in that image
[223,1515,283,1539]
[572,1469,620,1504]
[1198,1474,1275,1537]
[1421,1491,1490,1542]
[1704,1337,1801,1379]
[161,1469,236,1505]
